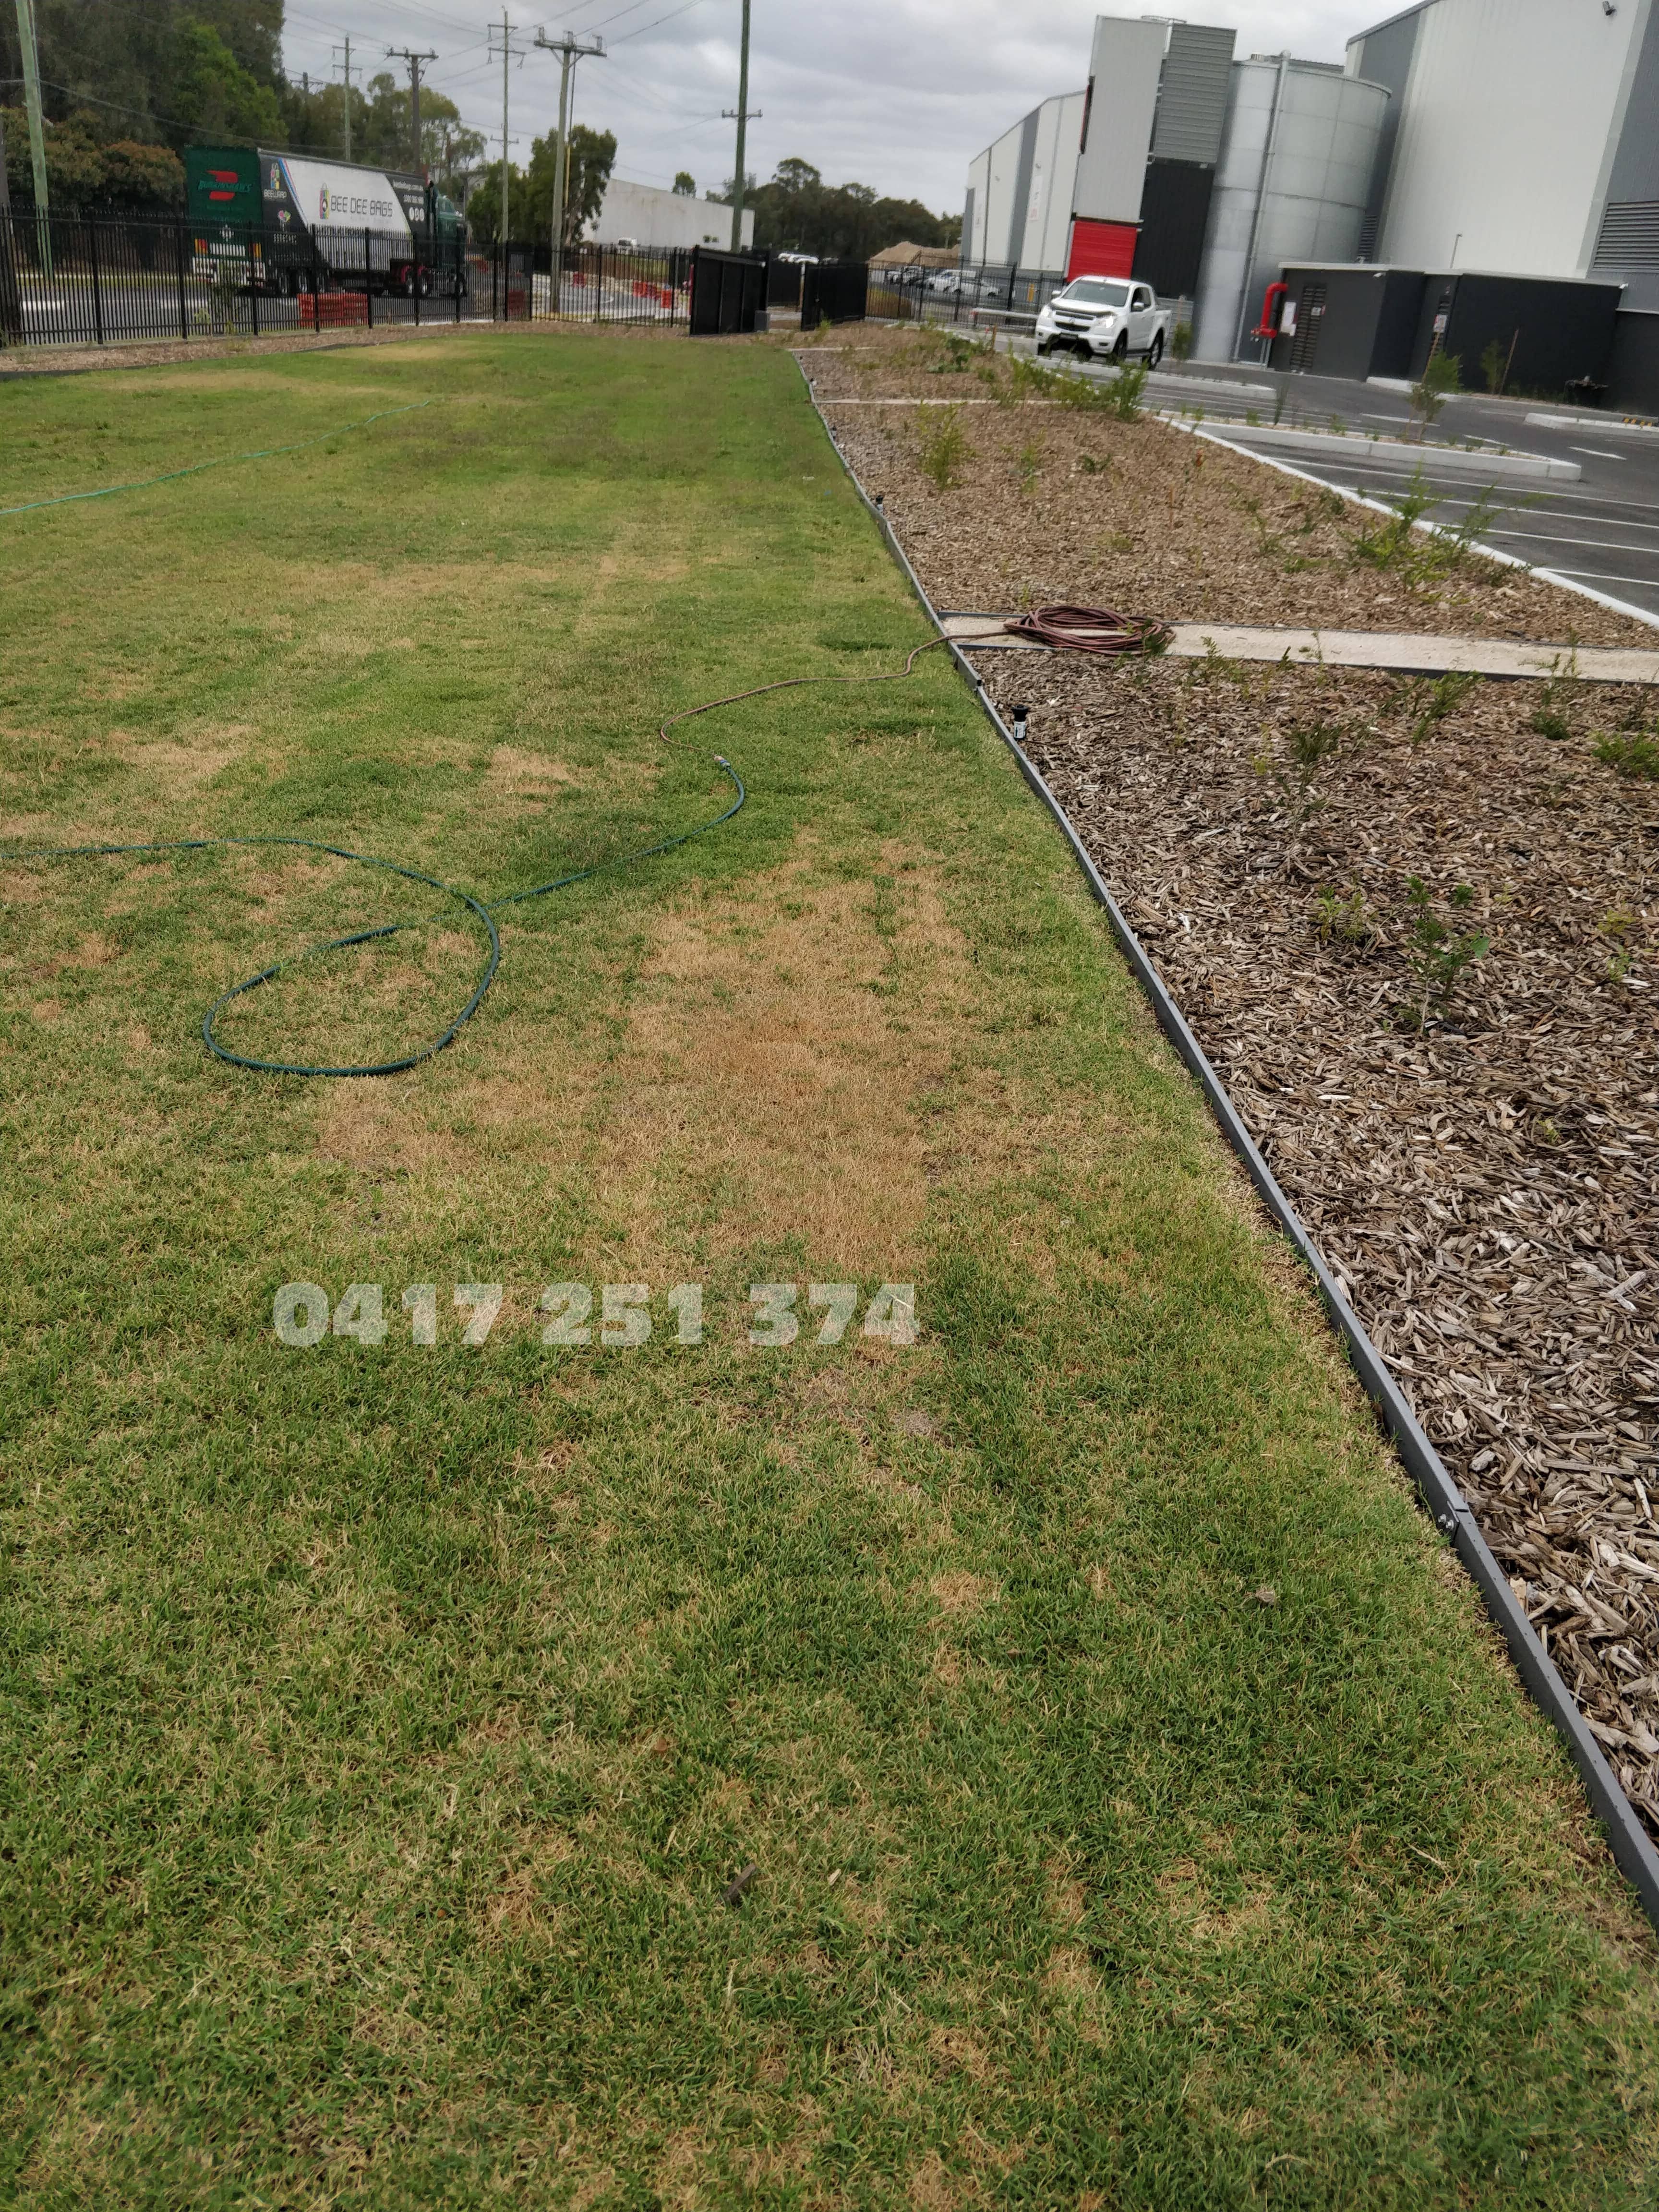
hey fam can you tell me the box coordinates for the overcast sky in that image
[278,1,1368,210]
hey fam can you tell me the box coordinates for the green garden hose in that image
[0,639,957,1080]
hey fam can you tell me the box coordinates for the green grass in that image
[1,326,1657,2208]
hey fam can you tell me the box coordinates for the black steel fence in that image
[0,209,1081,351]
[0,211,697,349]
[0,207,470,348]
[873,261,1070,327]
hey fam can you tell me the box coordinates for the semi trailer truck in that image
[185,147,469,299]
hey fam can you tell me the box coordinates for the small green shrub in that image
[916,408,973,492]
[1403,876,1488,1026]
[1411,668,1478,744]
[1315,883,1373,948]
[1593,730,1659,778]
[1171,320,1193,362]
[1103,359,1149,421]
[1410,349,1461,438]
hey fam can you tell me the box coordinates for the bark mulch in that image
[809,341,1659,1836]
[809,331,1655,649]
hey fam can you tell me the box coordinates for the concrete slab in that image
[1215,422,1581,481]
[937,613,1659,680]
[1527,410,1659,438]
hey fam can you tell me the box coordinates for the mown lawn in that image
[1,326,1657,2209]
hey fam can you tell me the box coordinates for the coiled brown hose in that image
[999,602,1172,655]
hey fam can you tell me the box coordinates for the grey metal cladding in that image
[1349,5,1422,259]
[1606,0,1659,205]
[1151,23,1237,164]
[1009,108,1040,263]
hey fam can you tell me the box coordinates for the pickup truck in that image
[1034,277,1170,366]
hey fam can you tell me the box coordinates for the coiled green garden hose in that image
[0,639,953,1079]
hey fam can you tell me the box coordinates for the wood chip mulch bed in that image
[806,339,1659,1836]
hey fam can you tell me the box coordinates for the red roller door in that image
[1066,219,1138,281]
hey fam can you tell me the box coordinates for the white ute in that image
[1035,277,1170,366]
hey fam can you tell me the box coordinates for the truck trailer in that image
[185,147,469,299]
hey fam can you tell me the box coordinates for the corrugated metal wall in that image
[1152,23,1236,164]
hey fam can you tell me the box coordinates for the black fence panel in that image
[0,208,472,349]
[688,246,765,336]
[532,242,690,325]
[800,260,867,328]
[763,252,804,310]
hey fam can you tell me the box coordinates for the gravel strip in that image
[818,338,1659,1834]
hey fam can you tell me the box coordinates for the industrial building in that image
[963,16,1235,295]
[962,1,1659,408]
[586,179,751,252]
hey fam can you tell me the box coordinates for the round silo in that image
[1191,58,1391,364]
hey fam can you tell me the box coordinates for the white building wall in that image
[964,150,991,263]
[1375,0,1642,276]
[1072,14,1166,224]
[587,179,752,251]
[1019,93,1086,271]
[983,116,1030,264]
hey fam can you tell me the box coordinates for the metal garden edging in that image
[793,354,1659,1927]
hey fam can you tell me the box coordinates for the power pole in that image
[489,12,526,245]
[722,0,759,253]
[0,107,23,346]
[533,29,604,283]
[333,35,359,162]
[387,47,438,175]
[13,0,49,216]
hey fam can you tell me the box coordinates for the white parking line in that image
[1572,447,1625,461]
[1489,528,1659,553]
[1539,557,1659,584]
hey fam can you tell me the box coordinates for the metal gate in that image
[801,260,868,328]
[688,246,766,335]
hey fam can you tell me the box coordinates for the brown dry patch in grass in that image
[928,2025,992,2080]
[483,746,580,799]
[1043,1945,1100,2001]
[595,548,691,588]
[587,843,971,1277]
[929,1571,998,1617]
[485,1828,577,1939]
[317,1059,597,1178]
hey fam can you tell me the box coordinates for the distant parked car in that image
[1035,278,1169,365]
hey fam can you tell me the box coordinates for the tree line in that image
[712,159,961,261]
[0,0,484,209]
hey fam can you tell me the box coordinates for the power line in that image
[611,0,709,45]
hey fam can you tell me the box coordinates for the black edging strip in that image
[796,353,1659,1928]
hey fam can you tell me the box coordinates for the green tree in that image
[0,2,283,152]
[523,122,616,246]
[461,163,523,248]
[672,170,694,195]
[357,71,483,191]
[170,17,282,144]
[711,156,960,259]
[99,137,185,206]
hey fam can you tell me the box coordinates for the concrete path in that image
[938,613,1659,680]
